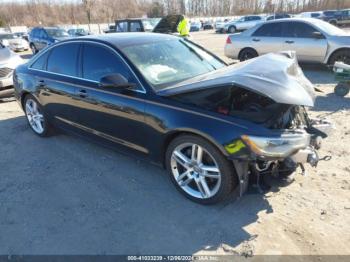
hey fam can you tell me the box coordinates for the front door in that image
[72,42,148,155]
[281,21,327,63]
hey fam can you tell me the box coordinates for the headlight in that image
[241,133,310,158]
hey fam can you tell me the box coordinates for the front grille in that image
[0,67,13,78]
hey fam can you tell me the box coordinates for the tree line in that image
[0,0,350,27]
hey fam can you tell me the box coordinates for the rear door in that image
[250,22,284,55]
[281,21,327,62]
[31,42,81,128]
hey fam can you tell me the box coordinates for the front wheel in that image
[24,95,51,137]
[166,135,237,204]
[328,49,350,65]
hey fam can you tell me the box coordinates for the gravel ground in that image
[0,31,349,256]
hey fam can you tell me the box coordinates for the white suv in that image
[221,15,263,34]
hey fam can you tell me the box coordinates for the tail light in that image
[226,37,232,44]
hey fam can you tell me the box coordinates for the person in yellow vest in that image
[177,15,190,37]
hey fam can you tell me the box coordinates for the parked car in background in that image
[13,32,29,41]
[299,11,322,18]
[190,22,201,32]
[114,18,154,33]
[322,9,350,26]
[203,21,214,30]
[215,19,229,32]
[219,15,263,34]
[67,28,90,37]
[266,13,291,20]
[29,27,70,54]
[0,33,29,52]
[0,44,24,97]
[13,33,331,204]
[225,18,350,65]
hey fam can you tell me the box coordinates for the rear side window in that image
[31,51,49,70]
[283,22,318,38]
[253,23,283,37]
[130,21,142,32]
[47,43,80,76]
[82,43,135,84]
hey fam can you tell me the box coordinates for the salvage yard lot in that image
[0,30,349,255]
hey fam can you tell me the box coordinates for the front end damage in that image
[160,51,334,196]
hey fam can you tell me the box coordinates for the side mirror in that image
[99,74,136,89]
[312,31,324,39]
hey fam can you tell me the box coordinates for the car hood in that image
[0,47,24,68]
[156,52,315,107]
[7,38,26,45]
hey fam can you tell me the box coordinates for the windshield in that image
[314,19,347,36]
[0,34,15,40]
[46,28,69,38]
[121,39,225,90]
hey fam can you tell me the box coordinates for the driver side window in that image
[82,43,140,90]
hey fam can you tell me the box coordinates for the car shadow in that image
[0,115,273,255]
[300,63,336,85]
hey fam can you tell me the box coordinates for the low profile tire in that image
[239,48,258,62]
[30,43,38,54]
[24,94,51,137]
[328,49,350,65]
[165,135,237,205]
[228,26,236,34]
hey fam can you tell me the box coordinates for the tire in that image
[334,82,350,97]
[30,43,38,54]
[165,134,237,205]
[329,20,337,26]
[328,49,350,65]
[228,26,236,34]
[239,48,258,62]
[24,94,51,137]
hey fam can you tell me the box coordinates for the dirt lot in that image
[0,30,349,256]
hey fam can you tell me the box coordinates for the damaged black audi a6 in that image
[14,33,332,204]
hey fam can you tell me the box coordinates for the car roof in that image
[74,32,178,49]
[263,17,321,24]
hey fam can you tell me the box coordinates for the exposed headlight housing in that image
[241,132,310,158]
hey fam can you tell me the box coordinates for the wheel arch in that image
[20,91,31,110]
[161,128,229,168]
[327,47,350,64]
[238,47,258,60]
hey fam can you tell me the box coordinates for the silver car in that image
[225,18,350,64]
[0,44,24,96]
[218,15,263,34]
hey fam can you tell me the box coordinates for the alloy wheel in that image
[25,98,45,134]
[170,143,222,199]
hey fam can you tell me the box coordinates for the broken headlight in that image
[241,132,310,158]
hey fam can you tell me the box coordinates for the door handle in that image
[78,89,88,98]
[252,38,260,42]
[285,40,294,44]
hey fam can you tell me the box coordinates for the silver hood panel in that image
[157,52,315,107]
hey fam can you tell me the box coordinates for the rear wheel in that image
[24,95,51,137]
[328,49,350,65]
[165,135,237,204]
[228,26,236,34]
[334,82,350,97]
[239,48,258,62]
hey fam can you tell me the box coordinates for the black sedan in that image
[14,33,331,204]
